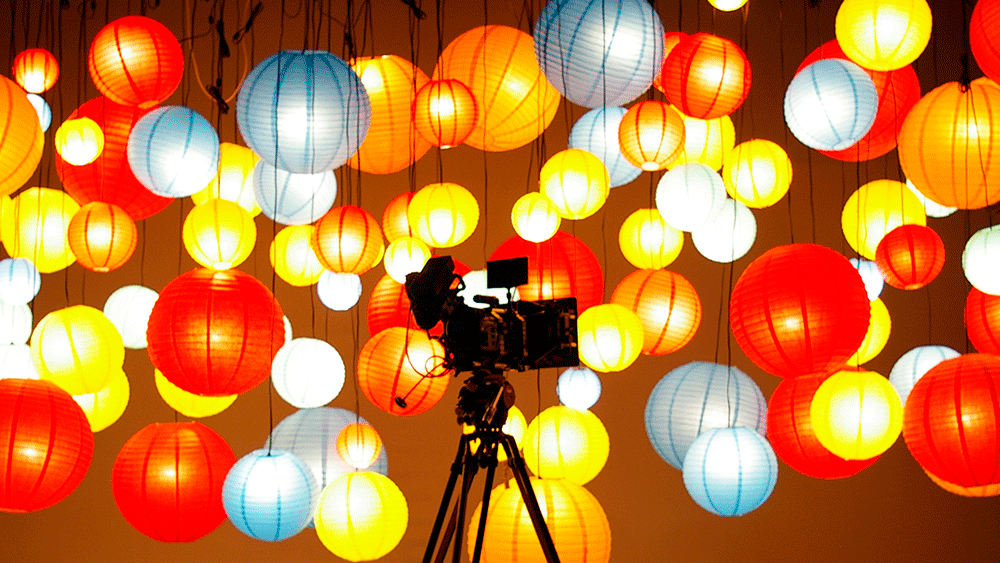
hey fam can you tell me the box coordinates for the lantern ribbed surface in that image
[888,345,960,407]
[568,107,641,187]
[412,78,478,148]
[618,100,685,171]
[407,182,479,248]
[87,16,183,108]
[222,449,318,542]
[127,105,220,198]
[381,192,417,243]
[611,269,701,356]
[12,48,58,94]
[966,288,1000,355]
[271,337,345,409]
[655,162,727,232]
[617,208,683,270]
[0,75,42,198]
[523,405,610,484]
[30,305,124,395]
[252,160,338,226]
[1,187,80,274]
[315,471,408,562]
[357,327,451,416]
[874,224,945,290]
[182,199,256,270]
[539,149,610,220]
[784,59,878,151]
[577,304,644,372]
[270,225,325,287]
[835,0,932,72]
[336,423,383,470]
[311,205,385,275]
[54,117,104,166]
[842,179,926,260]
[512,192,562,243]
[722,139,793,208]
[682,426,777,516]
[67,202,138,273]
[658,32,752,119]
[0,258,41,307]
[367,274,426,336]
[971,0,1000,84]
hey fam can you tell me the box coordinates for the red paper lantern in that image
[610,269,701,355]
[971,0,1000,85]
[112,422,236,542]
[617,100,686,171]
[312,205,385,275]
[87,16,183,108]
[658,32,752,119]
[12,48,59,94]
[367,259,470,337]
[412,78,478,148]
[67,202,138,272]
[767,373,879,479]
[651,32,689,95]
[146,268,285,396]
[903,354,1000,487]
[489,231,604,314]
[0,379,94,513]
[730,243,870,378]
[966,288,1000,355]
[874,224,945,290]
[357,327,451,416]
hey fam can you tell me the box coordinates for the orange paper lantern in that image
[611,269,701,356]
[412,78,478,148]
[965,288,1000,355]
[67,201,138,272]
[618,101,686,171]
[382,191,417,243]
[0,74,44,197]
[12,48,59,94]
[971,0,1000,84]
[658,32,752,119]
[87,16,183,108]
[312,205,385,275]
[874,224,945,290]
[357,327,451,416]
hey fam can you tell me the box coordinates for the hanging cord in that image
[182,0,254,111]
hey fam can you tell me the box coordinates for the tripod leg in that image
[451,448,479,563]
[500,434,562,563]
[423,435,473,563]
[470,440,499,563]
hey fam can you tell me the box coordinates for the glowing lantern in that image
[811,369,903,460]
[971,0,1000,84]
[655,162,727,232]
[312,205,385,275]
[539,149,610,220]
[722,139,793,208]
[691,198,757,263]
[874,224,945,290]
[88,16,183,107]
[358,327,450,416]
[0,343,38,380]
[54,117,105,166]
[0,258,41,307]
[708,0,749,10]
[223,449,318,542]
[557,366,602,410]
[191,142,261,216]
[12,48,58,93]
[316,472,408,562]
[966,288,1000,355]
[841,179,926,260]
[651,31,689,94]
[318,271,363,311]
[435,25,559,152]
[182,199,256,270]
[906,179,955,218]
[67,202,138,272]
[408,182,479,248]
[367,274,422,336]
[383,236,431,284]
[618,208,683,270]
[382,192,416,243]
[523,405,609,484]
[0,301,32,344]
[784,59,878,151]
[847,297,891,365]
[112,421,236,542]
[849,258,885,301]
[271,337,346,409]
[154,369,237,418]
[102,285,157,350]
[671,113,736,171]
[618,100,686,171]
[576,304,641,368]
[512,192,562,243]
[72,368,129,432]
[925,469,1000,498]
[237,49,371,173]
[835,0,932,71]
[963,225,1000,296]
[30,305,124,395]
[127,106,219,198]
[682,427,777,516]
[349,55,430,174]
[413,79,478,148]
[146,268,284,396]
[659,33,752,119]
[729,244,870,378]
[888,345,960,406]
[0,75,43,197]
[26,94,51,132]
[336,423,383,470]
[1,187,79,273]
[611,269,701,356]
[568,107,642,187]
[270,225,325,287]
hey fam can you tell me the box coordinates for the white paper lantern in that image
[0,301,32,345]
[848,257,885,301]
[271,338,346,409]
[556,366,602,410]
[962,225,1000,295]
[127,105,220,197]
[888,345,960,407]
[317,271,363,311]
[0,343,39,379]
[682,426,778,516]
[691,198,756,263]
[457,269,519,309]
[283,316,293,344]
[383,236,431,284]
[655,162,727,232]
[102,285,158,350]
[0,257,41,305]
[252,160,338,226]
[906,179,956,219]
[784,59,878,151]
[568,107,642,187]
[26,93,51,132]
[223,449,319,542]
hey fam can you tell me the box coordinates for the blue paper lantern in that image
[223,449,319,542]
[534,0,665,108]
[645,361,767,469]
[849,257,885,301]
[236,50,371,174]
[888,345,960,406]
[556,366,602,410]
[783,59,878,151]
[682,426,778,516]
[568,107,642,187]
[126,106,220,198]
[0,258,41,305]
[252,160,338,226]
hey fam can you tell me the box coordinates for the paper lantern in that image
[348,55,430,174]
[26,94,51,132]
[312,205,385,275]
[67,202,137,273]
[874,224,945,290]
[971,0,1000,84]
[1,187,79,273]
[671,113,736,171]
[842,179,926,260]
[849,258,885,301]
[617,208,683,270]
[270,225,325,286]
[336,423,383,470]
[0,343,39,379]
[435,25,559,152]
[618,100,686,171]
[611,269,701,356]
[72,368,128,432]
[835,0,932,71]
[413,78,478,148]
[659,33,752,119]
[925,468,1000,497]
[222,449,319,542]
[512,192,562,243]
[315,471,408,562]
[784,59,878,151]
[146,268,284,396]
[191,142,261,216]
[534,0,664,107]
[408,182,479,248]
[0,258,41,305]
[691,198,757,263]
[102,285,157,350]
[0,378,93,513]
[88,16,183,107]
[966,288,1000,355]
[645,361,767,469]
[568,106,642,187]
[906,179,955,218]
[236,49,371,173]
[557,366,602,410]
[357,327,450,416]
[182,199,256,270]
[0,301,32,344]
[383,236,431,284]
[767,373,879,479]
[54,117,105,166]
[846,297,891,365]
[722,139,793,208]
[655,162,727,232]
[729,244,870,378]
[682,427,777,516]
[524,405,610,484]
[127,106,219,198]
[366,274,420,335]
[811,369,903,460]
[317,271,363,311]
[154,369,237,418]
[963,225,1000,296]
[112,421,236,542]
[382,192,416,243]
[12,48,58,93]
[539,149,610,220]
[708,0,749,11]
[0,75,43,197]
[271,337,346,409]
[651,31,689,94]
[30,305,124,395]
[888,345,960,406]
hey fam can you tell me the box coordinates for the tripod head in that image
[455,368,516,432]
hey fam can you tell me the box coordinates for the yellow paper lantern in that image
[315,471,408,562]
[848,297,891,365]
[182,199,256,270]
[835,0,932,71]
[154,369,237,418]
[671,113,735,171]
[523,405,610,485]
[72,368,129,432]
[841,179,926,260]
[383,236,431,284]
[810,369,903,460]
[30,305,124,395]
[708,0,749,11]
[0,74,44,197]
[511,192,561,243]
[54,117,105,166]
[539,149,610,220]
[335,422,383,470]
[382,192,416,244]
[722,139,793,208]
[618,208,683,270]
[407,182,479,248]
[577,303,644,373]
[269,224,325,287]
[618,100,686,171]
[191,142,261,216]
[1,187,80,273]
[503,405,528,448]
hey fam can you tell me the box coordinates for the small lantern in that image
[962,225,1000,296]
[315,472,408,562]
[12,48,59,93]
[383,236,431,284]
[88,16,183,108]
[557,366,602,410]
[407,182,479,248]
[655,162,727,232]
[617,208,683,270]
[312,205,385,275]
[182,199,256,270]
[682,427,777,516]
[722,139,793,208]
[784,59,878,151]
[413,78,478,148]
[875,224,945,290]
[811,369,903,460]
[317,271,363,311]
[658,33,752,119]
[222,449,318,542]
[103,285,158,350]
[568,106,642,187]
[127,106,220,198]
[691,198,757,263]
[1,187,79,274]
[271,337,346,409]
[539,149,610,220]
[191,142,261,216]
[54,117,105,166]
[336,423,383,470]
[511,192,562,243]
[835,0,932,71]
[842,179,926,260]
[611,269,701,355]
[523,405,610,485]
[30,305,124,395]
[270,225,325,287]
[357,327,451,416]
[67,202,138,273]
[618,100,686,171]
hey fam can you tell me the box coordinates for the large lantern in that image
[30,305,124,395]
[315,471,408,562]
[539,149,610,220]
[66,201,138,273]
[12,48,59,94]
[407,182,479,248]
[658,33,752,119]
[182,199,256,270]
[874,224,945,290]
[88,16,183,107]
[611,269,701,355]
[722,139,793,208]
[618,100,686,171]
[0,75,43,197]
[835,0,932,71]
[127,106,220,198]
[682,426,778,516]
[1,187,80,273]
[617,208,683,270]
[312,205,385,275]
[568,106,642,187]
[412,79,478,148]
[811,369,903,460]
[357,327,451,416]
[222,449,318,542]
[966,288,1000,355]
[784,59,878,151]
[841,179,926,260]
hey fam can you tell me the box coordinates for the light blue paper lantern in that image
[848,257,885,301]
[252,160,338,226]
[236,50,371,174]
[534,0,665,108]
[223,448,319,542]
[783,58,878,151]
[645,361,767,470]
[682,426,778,516]
[26,94,51,132]
[0,301,32,345]
[557,366,602,410]
[568,107,642,187]
[127,105,220,198]
[316,271,363,311]
[691,198,757,263]
[0,257,41,305]
[888,345,960,406]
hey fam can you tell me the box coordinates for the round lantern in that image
[72,368,129,433]
[504,406,529,448]
[0,258,41,305]
[568,106,642,187]
[103,285,158,349]
[271,337,346,409]
[348,55,430,174]
[645,361,767,470]
[539,149,610,220]
[557,366,602,410]
[618,100,686,171]
[67,201,138,272]
[26,94,52,132]
[383,236,431,284]
[382,192,416,243]
[154,369,237,418]
[191,142,261,216]
[708,0,749,10]
[511,192,562,243]
[146,268,285,396]
[270,225,325,286]
[12,48,58,93]
[316,471,408,562]
[127,106,220,198]
[358,327,450,416]
[671,113,736,171]
[336,423,383,470]
[236,49,371,173]
[842,179,926,260]
[0,343,39,380]
[849,258,885,301]
[413,78,478,148]
[54,117,105,166]
[651,31,689,95]
[811,369,903,460]
[846,297,891,365]
[962,225,1000,296]
[112,421,236,542]
[906,179,956,218]
[835,0,932,71]
[407,182,479,248]
[655,162,727,232]
[903,354,1000,487]
[874,224,945,290]
[971,0,1000,84]
[784,59,878,151]
[0,378,93,513]
[523,405,610,485]
[729,243,870,378]
[722,139,793,208]
[312,205,385,275]
[682,426,778,516]
[576,303,644,373]
[888,345,960,406]
[611,269,701,356]
[966,288,1000,354]
[659,33,752,119]
[222,449,319,542]
[768,373,880,479]
[434,25,560,152]
[618,208,683,270]
[1,187,80,273]
[367,274,420,335]
[30,305,124,395]
[925,468,1000,498]
[317,271,363,311]
[691,198,757,263]
[88,16,183,107]
[0,301,32,344]
[0,75,43,197]
[182,199,256,270]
